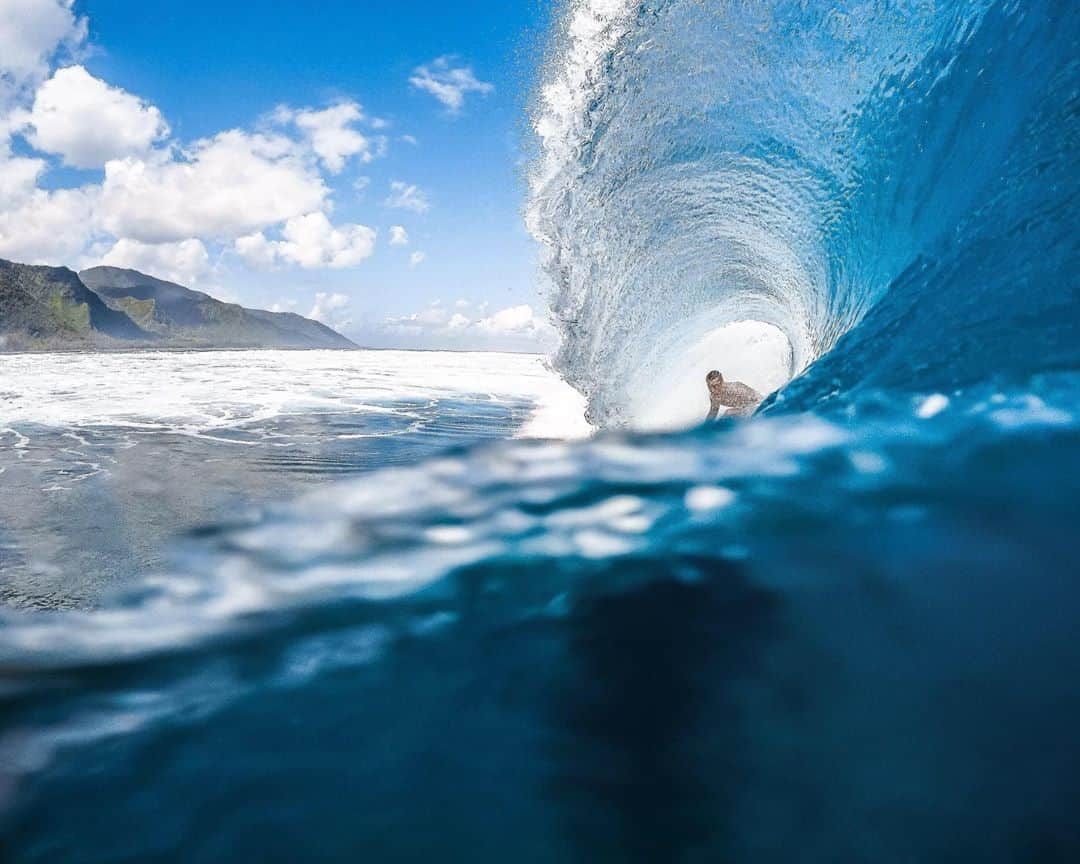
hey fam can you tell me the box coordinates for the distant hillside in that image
[80,267,357,350]
[0,258,357,351]
[0,260,151,348]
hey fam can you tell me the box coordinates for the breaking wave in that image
[528,0,1078,425]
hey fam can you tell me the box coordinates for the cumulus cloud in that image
[100,130,328,244]
[0,7,388,278]
[382,301,453,335]
[389,225,408,246]
[0,180,96,263]
[409,250,427,268]
[274,101,383,173]
[477,304,556,341]
[0,153,97,262]
[380,300,556,350]
[235,211,376,270]
[0,0,86,92]
[0,152,44,199]
[98,237,210,286]
[308,291,352,329]
[19,65,169,168]
[1,118,354,264]
[384,180,430,214]
[409,56,493,113]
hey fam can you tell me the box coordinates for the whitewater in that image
[2,0,1079,861]
[0,349,588,606]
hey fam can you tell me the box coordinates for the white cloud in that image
[235,211,376,270]
[0,152,44,199]
[98,237,210,286]
[2,85,354,265]
[275,101,382,173]
[409,250,427,268]
[384,180,430,214]
[232,232,275,269]
[19,65,169,168]
[0,154,97,262]
[0,12,388,277]
[0,0,86,92]
[0,184,96,264]
[310,292,348,315]
[382,301,452,335]
[380,300,556,350]
[269,299,297,313]
[101,129,328,244]
[389,225,408,246]
[308,291,352,329]
[409,56,494,113]
[477,304,556,341]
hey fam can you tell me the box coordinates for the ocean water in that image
[2,0,1080,861]
[0,349,588,607]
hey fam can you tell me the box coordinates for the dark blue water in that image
[2,0,1079,860]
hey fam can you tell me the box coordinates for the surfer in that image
[706,370,762,420]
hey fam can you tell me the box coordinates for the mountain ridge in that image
[0,259,356,351]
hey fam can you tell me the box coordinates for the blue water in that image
[2,1,1080,860]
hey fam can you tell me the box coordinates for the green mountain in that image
[0,258,357,351]
[79,267,356,349]
[0,260,151,348]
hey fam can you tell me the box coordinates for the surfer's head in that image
[706,369,724,396]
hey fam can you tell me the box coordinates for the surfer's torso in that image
[708,381,762,419]
[720,381,761,414]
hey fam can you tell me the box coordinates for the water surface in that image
[0,349,585,607]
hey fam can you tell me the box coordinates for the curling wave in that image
[528,0,1079,425]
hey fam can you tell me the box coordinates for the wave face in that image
[528,0,1079,424]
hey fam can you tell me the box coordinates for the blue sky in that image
[0,0,558,349]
